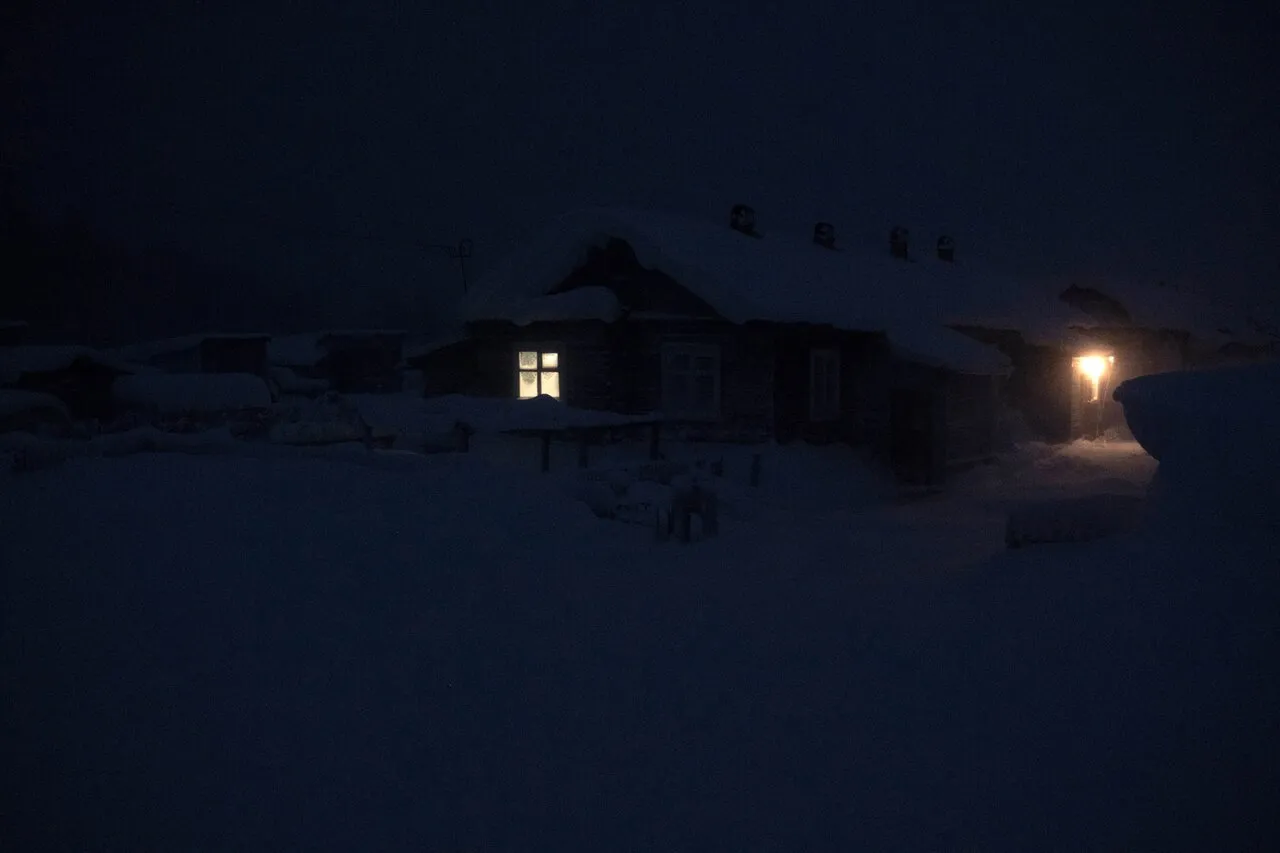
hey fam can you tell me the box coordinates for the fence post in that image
[649,422,661,460]
[577,433,590,469]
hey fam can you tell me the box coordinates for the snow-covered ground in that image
[2,431,1276,850]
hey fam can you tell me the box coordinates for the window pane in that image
[518,351,537,369]
[694,355,715,371]
[541,351,558,369]
[668,353,690,371]
[519,371,539,398]
[541,370,560,398]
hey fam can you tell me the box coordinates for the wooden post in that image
[540,432,551,473]
[677,506,691,543]
[703,490,719,537]
[750,452,761,487]
[648,422,661,460]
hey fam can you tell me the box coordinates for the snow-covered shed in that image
[458,206,1014,483]
[110,333,270,376]
[0,345,140,420]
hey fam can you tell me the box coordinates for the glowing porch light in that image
[1076,354,1114,402]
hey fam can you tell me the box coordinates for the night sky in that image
[5,0,1278,327]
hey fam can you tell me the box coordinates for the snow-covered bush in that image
[270,392,371,446]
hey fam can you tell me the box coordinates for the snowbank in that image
[268,366,329,396]
[270,393,370,446]
[425,393,655,434]
[113,373,273,414]
[1115,362,1280,531]
[0,389,68,420]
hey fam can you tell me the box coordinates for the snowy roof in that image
[1060,276,1276,349]
[402,332,468,362]
[110,333,270,364]
[0,389,69,420]
[112,373,273,414]
[269,330,409,367]
[488,286,623,327]
[463,208,1010,374]
[0,346,139,384]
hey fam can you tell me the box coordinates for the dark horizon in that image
[3,1,1278,341]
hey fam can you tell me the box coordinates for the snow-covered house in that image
[456,207,1012,484]
[269,330,406,393]
[0,345,140,420]
[111,333,271,376]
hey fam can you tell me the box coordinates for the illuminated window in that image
[517,349,560,399]
[662,342,720,418]
[809,348,841,421]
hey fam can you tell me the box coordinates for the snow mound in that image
[269,366,329,396]
[423,393,656,434]
[0,390,68,420]
[113,373,273,414]
[1115,362,1280,532]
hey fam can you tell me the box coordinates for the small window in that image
[809,348,841,421]
[517,348,560,399]
[662,342,720,418]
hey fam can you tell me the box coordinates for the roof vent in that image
[889,226,909,260]
[937,235,955,262]
[729,204,760,237]
[813,222,836,249]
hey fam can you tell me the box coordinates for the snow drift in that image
[1115,362,1280,532]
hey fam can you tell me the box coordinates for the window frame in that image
[515,344,562,399]
[660,341,722,419]
[809,347,842,422]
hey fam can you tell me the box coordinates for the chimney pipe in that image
[813,222,836,249]
[889,226,909,260]
[937,235,955,262]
